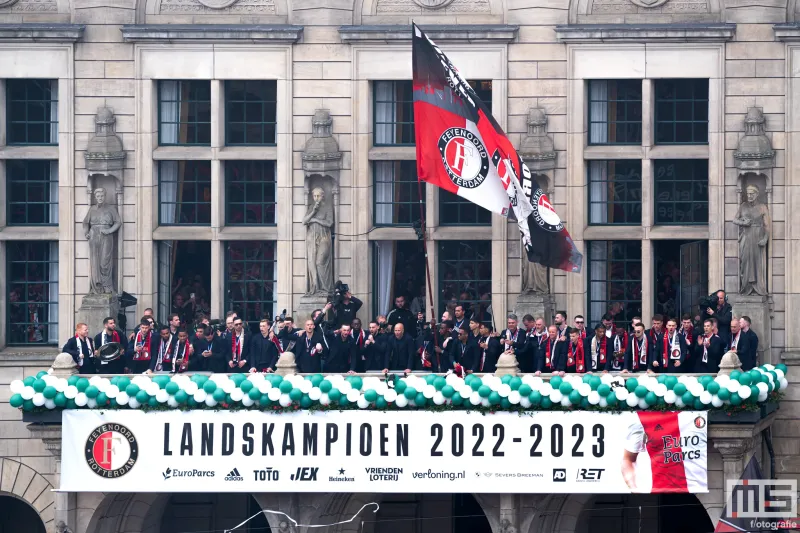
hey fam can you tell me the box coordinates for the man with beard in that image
[150,325,175,373]
[349,318,367,372]
[455,328,480,373]
[128,318,157,374]
[295,319,327,374]
[476,324,501,373]
[653,318,687,373]
[500,314,526,356]
[64,323,97,374]
[566,329,590,374]
[648,314,665,357]
[572,315,588,340]
[521,317,547,373]
[191,326,227,373]
[362,321,389,372]
[694,319,724,373]
[387,295,416,337]
[128,307,155,342]
[554,311,570,342]
[323,324,357,374]
[94,316,127,374]
[248,319,280,373]
[590,324,609,372]
[739,316,759,370]
[624,323,648,374]
[452,304,471,333]
[415,325,437,372]
[701,290,732,344]
[386,323,415,372]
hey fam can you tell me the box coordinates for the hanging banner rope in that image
[223,502,379,533]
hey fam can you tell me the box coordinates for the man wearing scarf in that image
[648,314,665,358]
[554,311,570,342]
[151,328,192,373]
[523,317,547,373]
[566,329,589,374]
[63,323,96,373]
[694,319,724,373]
[500,314,526,356]
[295,319,327,373]
[94,316,127,374]
[605,326,627,372]
[540,325,567,374]
[248,319,280,373]
[415,325,437,372]
[226,317,249,372]
[350,318,367,372]
[476,324,500,373]
[678,314,697,372]
[624,323,648,373]
[127,318,156,374]
[150,325,175,373]
[573,315,588,340]
[653,318,687,373]
[324,324,357,374]
[590,324,608,372]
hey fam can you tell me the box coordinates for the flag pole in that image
[415,180,440,371]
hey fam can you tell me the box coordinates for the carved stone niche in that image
[297,110,342,318]
[733,107,774,203]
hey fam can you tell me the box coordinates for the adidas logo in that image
[654,424,664,431]
[225,468,244,482]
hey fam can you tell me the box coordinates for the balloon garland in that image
[8,364,788,413]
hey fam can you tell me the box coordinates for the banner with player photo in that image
[61,410,707,493]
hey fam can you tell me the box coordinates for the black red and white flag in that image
[412,23,582,273]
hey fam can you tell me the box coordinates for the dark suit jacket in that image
[248,334,280,372]
[413,333,437,372]
[62,336,97,373]
[325,333,357,373]
[362,334,389,371]
[653,332,688,373]
[625,335,650,372]
[454,340,480,373]
[277,326,301,351]
[385,333,416,371]
[740,329,759,370]
[94,329,128,373]
[564,338,590,373]
[191,336,227,373]
[294,331,327,374]
[225,333,251,371]
[702,302,733,343]
[693,334,725,373]
[476,335,501,373]
[520,332,546,373]
[499,328,526,356]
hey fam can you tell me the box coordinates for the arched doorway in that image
[577,493,713,533]
[0,494,46,533]
[373,493,492,533]
[159,493,269,533]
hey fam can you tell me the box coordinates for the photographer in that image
[275,314,300,352]
[700,290,732,344]
[328,281,363,329]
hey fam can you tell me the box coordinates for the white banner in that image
[61,410,707,494]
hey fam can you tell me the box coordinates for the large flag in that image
[411,23,582,273]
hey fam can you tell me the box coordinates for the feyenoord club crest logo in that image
[438,127,489,189]
[85,423,139,478]
[531,189,564,232]
[694,415,706,429]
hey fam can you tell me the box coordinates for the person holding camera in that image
[700,290,732,344]
[330,282,362,329]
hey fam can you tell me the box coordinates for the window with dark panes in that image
[158,80,211,146]
[158,160,212,225]
[654,79,708,144]
[374,81,415,146]
[587,240,641,326]
[225,80,277,145]
[588,80,642,145]
[7,241,58,345]
[439,80,493,226]
[6,79,58,145]
[588,160,642,225]
[374,160,423,226]
[6,160,59,225]
[438,241,492,325]
[654,159,709,224]
[157,240,212,327]
[225,161,276,225]
[373,240,427,317]
[225,241,277,333]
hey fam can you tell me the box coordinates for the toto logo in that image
[85,423,138,478]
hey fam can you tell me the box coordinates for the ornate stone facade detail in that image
[734,107,775,171]
[0,0,57,12]
[590,0,708,13]
[628,0,669,8]
[158,0,275,14]
[377,0,489,13]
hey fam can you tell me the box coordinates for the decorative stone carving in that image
[717,350,742,376]
[734,108,775,173]
[377,0,490,13]
[412,0,455,8]
[158,0,275,14]
[304,188,334,296]
[0,0,21,8]
[587,0,709,16]
[732,185,770,296]
[494,350,519,377]
[0,0,57,12]
[51,352,78,378]
[628,0,669,8]
[83,188,122,295]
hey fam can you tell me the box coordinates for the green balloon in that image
[320,380,332,393]
[213,389,226,402]
[230,374,246,385]
[645,392,657,405]
[375,397,388,409]
[775,363,788,373]
[240,380,253,393]
[54,393,67,407]
[750,385,760,401]
[279,381,293,394]
[606,394,618,407]
[289,388,302,401]
[550,376,563,389]
[673,383,687,396]
[154,375,171,389]
[433,377,447,390]
[260,394,271,406]
[165,382,180,395]
[148,397,158,408]
[478,385,491,398]
[414,393,427,406]
[136,390,149,404]
[580,398,590,409]
[730,392,742,406]
[394,380,406,393]
[350,377,363,390]
[269,375,283,386]
[699,375,712,387]
[509,377,522,390]
[85,385,99,399]
[249,388,262,401]
[540,397,553,409]
[559,382,573,395]
[582,374,592,383]
[738,373,752,386]
[568,390,582,404]
[501,398,512,409]
[9,394,23,408]
[364,390,378,402]
[634,385,648,398]
[625,378,638,392]
[67,375,79,386]
[188,398,198,408]
[116,377,130,391]
[23,377,36,387]
[665,376,678,390]
[488,391,501,405]
[717,387,730,401]
[308,374,322,386]
[465,374,476,385]
[681,391,695,405]
[328,388,341,401]
[33,379,46,392]
[597,384,611,397]
[202,380,216,393]
[96,392,108,406]
[66,399,78,409]
[404,387,417,400]
[125,384,140,397]
[451,392,464,406]
[529,391,542,405]
[42,386,57,399]
[442,385,455,398]
[174,390,188,404]
[300,395,312,408]
[656,375,666,384]
[749,370,764,383]
[36,370,47,378]
[693,398,704,410]
[425,374,436,385]
[23,400,34,411]
[589,376,601,390]
[470,379,483,392]
[730,370,742,381]
[706,381,720,395]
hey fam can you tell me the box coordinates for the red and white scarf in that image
[729,330,741,351]
[663,332,680,368]
[568,340,585,373]
[591,336,607,370]
[101,329,121,346]
[133,330,152,361]
[171,339,190,373]
[352,329,365,349]
[545,336,558,370]
[74,335,94,367]
[632,336,647,371]
[231,333,244,362]
[702,334,712,363]
[155,337,173,370]
[680,326,693,346]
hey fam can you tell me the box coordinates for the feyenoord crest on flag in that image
[411,23,582,273]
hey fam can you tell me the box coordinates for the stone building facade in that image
[0,0,800,531]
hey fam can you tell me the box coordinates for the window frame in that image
[586,240,642,327]
[157,80,212,147]
[587,159,643,226]
[6,79,58,146]
[6,159,59,226]
[224,80,278,147]
[157,160,212,227]
[224,240,277,333]
[373,160,424,227]
[437,240,493,325]
[654,78,709,145]
[653,159,709,226]
[587,79,643,146]
[438,190,492,226]
[373,80,416,147]
[224,160,277,226]
[6,241,59,346]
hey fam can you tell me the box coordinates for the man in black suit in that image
[678,313,699,372]
[554,311,570,342]
[128,318,158,374]
[476,324,501,373]
[225,317,250,372]
[624,323,649,374]
[362,321,388,372]
[739,316,759,370]
[653,317,688,373]
[565,329,590,374]
[521,317,547,373]
[294,319,327,374]
[94,316,127,374]
[191,326,227,373]
[701,290,733,344]
[325,324,358,374]
[499,314,526,356]
[728,317,755,372]
[454,328,480,373]
[63,323,97,374]
[647,314,665,359]
[434,321,456,370]
[385,323,416,372]
[414,326,437,372]
[248,319,280,373]
[694,319,725,373]
[276,316,300,352]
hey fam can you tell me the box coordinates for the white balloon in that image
[508,391,521,405]
[549,391,563,404]
[268,388,281,401]
[279,394,292,407]
[309,388,322,401]
[384,390,398,403]
[470,392,482,406]
[588,391,600,405]
[625,395,638,408]
[156,389,169,403]
[615,387,629,402]
[230,389,244,402]
[520,397,532,408]
[128,399,140,409]
[87,399,98,409]
[115,392,129,405]
[167,397,179,408]
[756,382,769,394]
[423,385,436,399]
[257,381,272,394]
[43,375,57,387]
[241,395,255,407]
[738,386,751,399]
[184,382,198,395]
[577,383,592,397]
[497,384,511,398]
[432,391,445,405]
[654,384,668,397]
[193,390,207,403]
[346,390,361,403]
[89,375,102,386]
[675,397,685,408]
[540,383,553,396]
[32,393,46,407]
[106,385,120,397]
[775,369,785,380]
[44,399,56,410]
[664,391,677,404]
[559,397,571,407]
[205,396,217,407]
[726,380,741,394]
[299,380,313,394]
[357,396,370,409]
[146,383,160,396]
[600,374,614,384]
[598,397,608,408]
[10,380,24,394]
[222,380,236,394]
[75,392,89,407]
[96,379,110,393]
[780,378,789,390]
[758,392,768,402]
[21,386,35,400]
[638,398,648,410]
[481,398,491,407]
[711,395,724,408]
[339,381,353,394]
[319,393,331,406]
[395,395,408,408]
[699,391,712,404]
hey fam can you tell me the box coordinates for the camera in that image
[332,280,349,307]
[279,309,287,321]
[698,294,717,311]
[208,319,226,333]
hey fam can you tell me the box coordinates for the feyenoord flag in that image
[412,23,582,273]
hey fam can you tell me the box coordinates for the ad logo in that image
[291,467,318,481]
[577,468,604,481]
[552,469,566,482]
[725,479,797,519]
[225,468,244,482]
[162,467,214,480]
[253,467,279,482]
[85,423,138,479]
[365,468,403,481]
[438,127,489,190]
[329,468,355,482]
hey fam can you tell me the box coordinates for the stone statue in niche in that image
[521,256,549,294]
[83,187,122,294]
[304,187,334,296]
[732,184,770,296]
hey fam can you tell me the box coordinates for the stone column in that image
[498,494,518,533]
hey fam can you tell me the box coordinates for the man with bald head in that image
[386,323,416,373]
